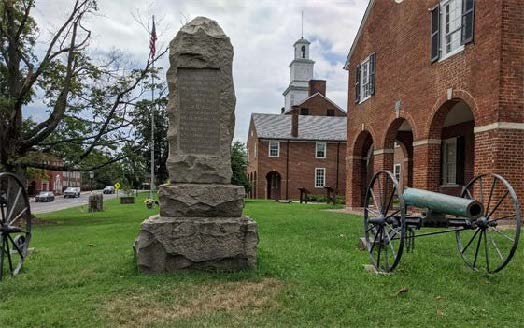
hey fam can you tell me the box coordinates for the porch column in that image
[412,139,441,192]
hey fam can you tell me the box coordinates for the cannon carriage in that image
[0,172,32,280]
[363,171,521,274]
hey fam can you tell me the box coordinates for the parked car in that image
[35,191,55,202]
[103,186,115,194]
[64,187,81,198]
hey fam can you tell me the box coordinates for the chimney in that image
[291,111,298,138]
[308,80,327,96]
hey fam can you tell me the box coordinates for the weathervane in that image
[301,10,304,38]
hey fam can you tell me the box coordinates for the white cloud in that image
[30,0,368,142]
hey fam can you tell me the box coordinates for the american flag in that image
[149,16,157,59]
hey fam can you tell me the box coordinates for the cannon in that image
[363,171,521,274]
[0,172,32,279]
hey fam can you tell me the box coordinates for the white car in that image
[64,187,81,198]
[35,191,55,202]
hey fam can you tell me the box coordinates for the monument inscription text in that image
[178,68,220,155]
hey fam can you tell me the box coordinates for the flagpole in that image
[149,16,156,200]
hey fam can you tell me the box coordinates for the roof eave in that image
[345,0,375,70]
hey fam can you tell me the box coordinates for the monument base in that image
[159,184,245,217]
[134,215,258,273]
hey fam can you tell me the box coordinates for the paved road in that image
[31,191,118,215]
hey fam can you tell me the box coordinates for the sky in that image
[29,0,369,142]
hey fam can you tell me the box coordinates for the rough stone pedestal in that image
[134,17,258,273]
[135,216,258,272]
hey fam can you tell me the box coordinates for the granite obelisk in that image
[134,17,258,273]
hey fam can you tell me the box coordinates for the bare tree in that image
[0,0,166,175]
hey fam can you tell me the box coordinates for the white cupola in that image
[283,37,315,111]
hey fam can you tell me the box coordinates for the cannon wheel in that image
[363,170,406,273]
[457,173,521,273]
[0,172,32,280]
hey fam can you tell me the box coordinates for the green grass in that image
[0,196,523,327]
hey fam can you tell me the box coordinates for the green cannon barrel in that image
[403,188,484,219]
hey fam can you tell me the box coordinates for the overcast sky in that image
[30,0,368,142]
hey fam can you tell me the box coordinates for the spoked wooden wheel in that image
[457,174,521,273]
[364,171,406,273]
[0,172,32,279]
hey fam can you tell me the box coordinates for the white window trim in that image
[442,137,458,185]
[393,164,401,182]
[438,0,464,62]
[359,55,372,104]
[315,168,326,188]
[268,141,280,157]
[316,142,327,159]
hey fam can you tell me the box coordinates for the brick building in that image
[26,158,81,196]
[344,0,523,208]
[247,36,347,200]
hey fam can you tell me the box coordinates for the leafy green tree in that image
[0,0,165,176]
[231,141,250,193]
[131,93,169,187]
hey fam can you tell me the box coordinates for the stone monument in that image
[134,17,258,273]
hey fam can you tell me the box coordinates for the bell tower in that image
[283,37,315,111]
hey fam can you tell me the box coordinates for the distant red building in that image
[27,158,81,195]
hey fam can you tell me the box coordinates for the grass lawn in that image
[0,195,523,327]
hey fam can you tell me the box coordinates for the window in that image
[315,168,326,188]
[355,53,375,103]
[361,57,371,101]
[301,45,306,58]
[394,164,401,182]
[316,142,326,158]
[269,141,279,157]
[441,0,463,58]
[327,109,335,116]
[300,108,309,115]
[254,142,257,158]
[442,138,457,184]
[431,0,475,62]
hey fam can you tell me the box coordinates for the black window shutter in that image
[431,5,440,62]
[461,0,475,45]
[456,136,466,185]
[370,53,376,96]
[355,64,361,103]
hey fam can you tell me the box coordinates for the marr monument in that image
[134,17,258,273]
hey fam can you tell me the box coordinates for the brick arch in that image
[350,128,377,157]
[425,90,478,139]
[347,129,375,208]
[381,113,417,150]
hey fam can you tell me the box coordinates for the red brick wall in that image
[499,0,524,122]
[247,138,346,200]
[345,0,524,208]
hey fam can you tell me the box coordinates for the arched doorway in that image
[350,130,374,207]
[429,100,475,195]
[266,171,281,200]
[384,118,414,191]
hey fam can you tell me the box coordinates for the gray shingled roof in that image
[251,113,347,141]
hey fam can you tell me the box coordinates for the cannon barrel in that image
[403,188,484,219]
